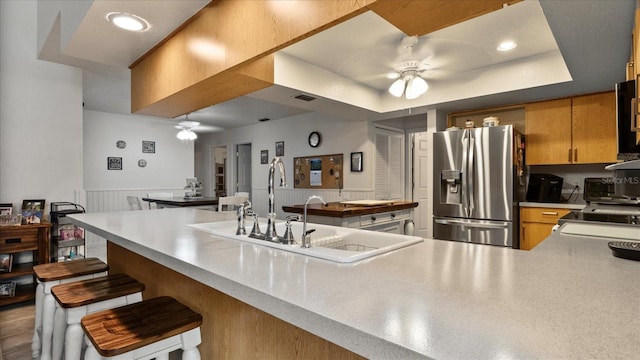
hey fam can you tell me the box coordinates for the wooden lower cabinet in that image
[0,223,51,306]
[520,207,573,250]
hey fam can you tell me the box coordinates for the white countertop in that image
[519,201,586,210]
[69,208,640,359]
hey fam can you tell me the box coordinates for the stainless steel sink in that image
[187,220,423,263]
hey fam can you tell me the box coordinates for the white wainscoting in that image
[83,188,185,262]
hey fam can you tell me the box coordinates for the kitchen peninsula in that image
[68,208,640,359]
[282,200,417,234]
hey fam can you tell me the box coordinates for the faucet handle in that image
[285,214,300,223]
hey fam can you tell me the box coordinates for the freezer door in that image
[433,129,467,218]
[433,217,513,247]
[468,126,514,221]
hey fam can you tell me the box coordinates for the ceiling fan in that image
[175,114,200,140]
[387,36,431,100]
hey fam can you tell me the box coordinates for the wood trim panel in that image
[131,0,374,116]
[107,242,366,359]
[368,0,521,36]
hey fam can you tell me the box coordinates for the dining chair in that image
[234,192,250,204]
[126,196,143,211]
[218,196,245,212]
[146,192,173,209]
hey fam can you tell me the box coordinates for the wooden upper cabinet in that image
[525,92,616,165]
[571,92,617,164]
[525,98,572,165]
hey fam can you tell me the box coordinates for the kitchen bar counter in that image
[69,208,640,359]
[282,200,418,217]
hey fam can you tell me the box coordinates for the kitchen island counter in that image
[282,200,418,217]
[69,208,640,359]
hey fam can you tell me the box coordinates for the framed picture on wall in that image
[21,199,45,224]
[142,141,155,154]
[275,141,284,156]
[108,157,122,170]
[350,152,363,172]
[261,150,268,164]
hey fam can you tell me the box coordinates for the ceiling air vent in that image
[294,94,317,102]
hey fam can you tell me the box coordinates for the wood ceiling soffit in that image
[130,0,374,116]
[133,56,275,118]
[368,0,522,36]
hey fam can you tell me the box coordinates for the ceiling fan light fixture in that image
[177,128,197,141]
[389,78,406,97]
[175,114,199,141]
[408,76,428,97]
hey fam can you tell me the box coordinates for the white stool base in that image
[34,271,107,360]
[52,292,143,360]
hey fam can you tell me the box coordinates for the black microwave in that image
[615,80,640,160]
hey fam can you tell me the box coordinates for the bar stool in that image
[82,296,202,360]
[50,273,145,360]
[32,258,109,360]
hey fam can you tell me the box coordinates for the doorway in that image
[410,131,431,239]
[236,143,252,198]
[212,145,227,197]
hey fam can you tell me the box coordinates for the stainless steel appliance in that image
[526,173,563,203]
[433,125,525,247]
[615,79,639,161]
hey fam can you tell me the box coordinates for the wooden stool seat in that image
[50,274,145,360]
[34,257,109,282]
[52,273,144,308]
[82,296,203,358]
[32,258,109,360]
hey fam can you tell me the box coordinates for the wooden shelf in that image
[0,282,36,306]
[0,262,35,280]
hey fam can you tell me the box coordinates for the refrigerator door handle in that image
[461,131,469,217]
[435,218,510,229]
[467,135,475,215]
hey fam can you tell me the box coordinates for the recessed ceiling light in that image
[497,40,517,52]
[107,12,149,32]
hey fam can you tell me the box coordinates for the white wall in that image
[83,110,194,190]
[0,1,83,215]
[196,112,376,217]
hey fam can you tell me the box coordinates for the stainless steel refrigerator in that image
[433,125,525,247]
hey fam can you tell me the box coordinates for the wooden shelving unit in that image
[0,222,51,306]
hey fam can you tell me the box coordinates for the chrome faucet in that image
[264,157,287,242]
[236,200,251,235]
[301,195,326,248]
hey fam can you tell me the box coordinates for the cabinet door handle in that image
[4,238,21,244]
[391,213,396,218]
[574,148,578,162]
[568,148,572,163]
[371,216,377,221]
[541,211,558,216]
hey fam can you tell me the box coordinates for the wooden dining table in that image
[141,196,218,209]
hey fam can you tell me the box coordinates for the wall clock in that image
[308,131,321,148]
